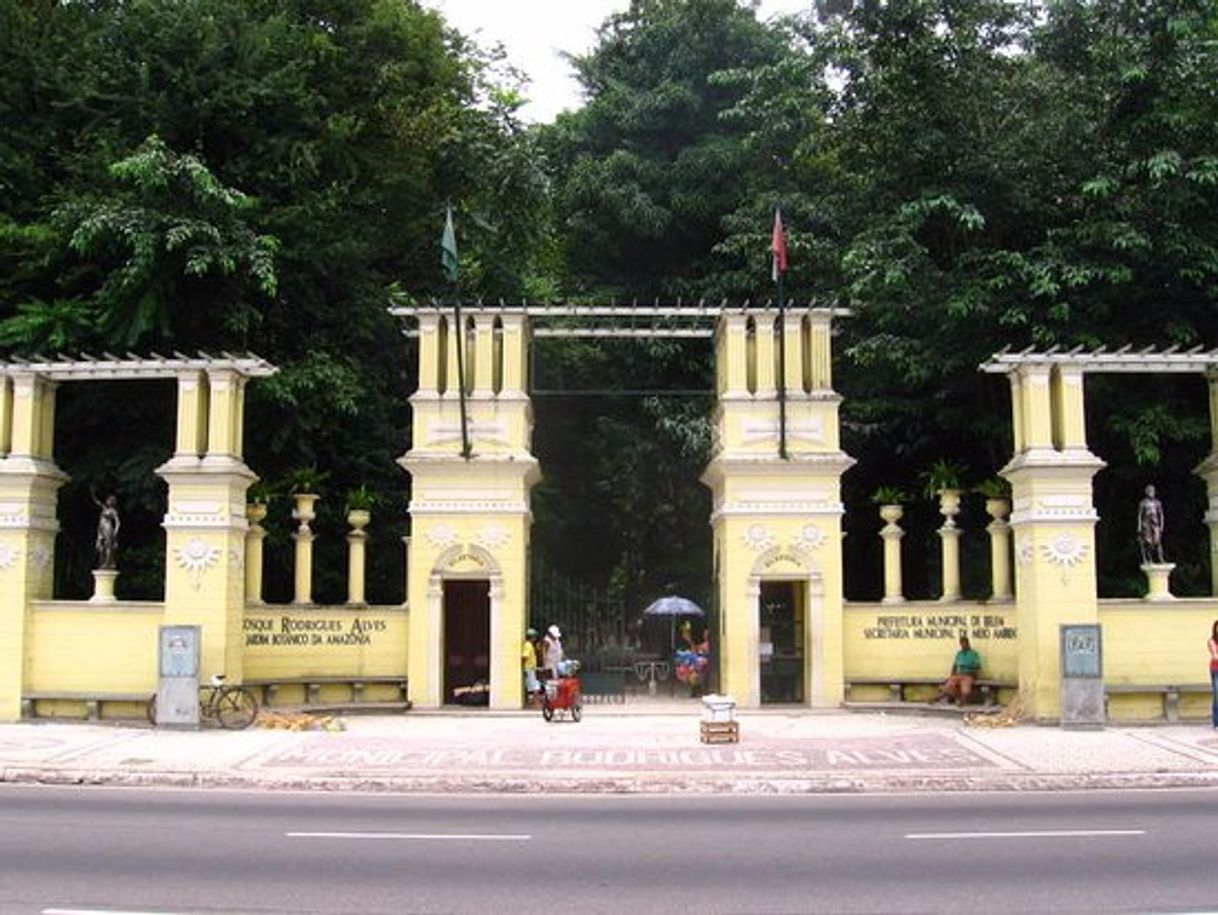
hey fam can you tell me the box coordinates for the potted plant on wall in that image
[345,484,376,531]
[871,485,910,525]
[246,480,274,527]
[284,465,329,530]
[975,476,1012,522]
[920,459,968,525]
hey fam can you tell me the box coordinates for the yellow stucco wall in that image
[243,605,408,680]
[26,601,162,692]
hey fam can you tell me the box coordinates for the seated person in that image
[937,635,982,705]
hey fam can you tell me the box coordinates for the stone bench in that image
[1105,683,1211,722]
[244,675,409,709]
[845,677,1012,707]
[22,690,151,721]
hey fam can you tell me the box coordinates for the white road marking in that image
[905,829,1146,840]
[44,909,194,914]
[286,831,531,841]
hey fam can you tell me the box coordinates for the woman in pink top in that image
[1209,620,1218,729]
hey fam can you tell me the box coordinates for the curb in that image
[5,765,1218,796]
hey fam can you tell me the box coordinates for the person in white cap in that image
[542,624,565,679]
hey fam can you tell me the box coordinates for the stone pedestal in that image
[1141,562,1176,601]
[292,493,318,605]
[89,569,118,603]
[346,509,370,606]
[879,505,905,604]
[937,490,962,602]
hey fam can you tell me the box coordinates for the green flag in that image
[441,205,459,283]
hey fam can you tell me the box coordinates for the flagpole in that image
[441,204,472,460]
[777,268,788,461]
[453,300,471,460]
[773,203,789,460]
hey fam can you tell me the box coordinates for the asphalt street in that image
[3,785,1217,914]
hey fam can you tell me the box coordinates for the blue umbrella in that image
[642,596,704,650]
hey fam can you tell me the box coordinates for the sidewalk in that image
[2,703,1217,795]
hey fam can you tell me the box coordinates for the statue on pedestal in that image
[1137,484,1165,565]
[92,492,120,570]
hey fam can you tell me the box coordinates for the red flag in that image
[771,207,788,282]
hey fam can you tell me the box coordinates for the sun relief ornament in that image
[1040,532,1089,567]
[744,523,775,552]
[475,524,509,550]
[427,523,458,548]
[0,542,20,570]
[797,523,826,550]
[174,537,222,589]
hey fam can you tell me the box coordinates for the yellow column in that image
[205,369,237,459]
[809,316,832,391]
[36,381,56,459]
[755,313,777,395]
[347,514,368,606]
[473,313,494,396]
[879,505,905,603]
[174,371,207,458]
[9,373,41,457]
[782,312,803,393]
[721,315,748,394]
[499,314,527,392]
[1052,366,1087,450]
[986,499,1013,601]
[416,314,442,393]
[444,314,463,395]
[1008,373,1025,453]
[0,375,11,456]
[232,376,246,459]
[292,494,317,605]
[244,502,267,604]
[1018,365,1053,451]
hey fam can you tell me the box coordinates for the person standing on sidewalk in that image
[543,625,565,679]
[1208,620,1218,728]
[522,628,541,700]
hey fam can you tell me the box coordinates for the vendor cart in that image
[541,675,582,722]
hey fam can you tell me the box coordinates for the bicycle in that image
[147,674,259,730]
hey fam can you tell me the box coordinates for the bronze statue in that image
[1137,484,1165,564]
[92,492,120,570]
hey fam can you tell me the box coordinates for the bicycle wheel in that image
[571,702,582,723]
[541,697,555,722]
[216,686,258,729]
[146,694,157,726]
[198,686,219,725]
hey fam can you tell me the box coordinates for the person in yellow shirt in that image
[522,627,540,698]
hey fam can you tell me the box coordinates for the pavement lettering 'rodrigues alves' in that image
[255,733,995,772]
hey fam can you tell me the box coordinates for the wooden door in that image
[443,579,491,704]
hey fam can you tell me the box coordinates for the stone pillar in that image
[1052,366,1087,451]
[809,314,833,392]
[402,307,538,710]
[937,490,962,602]
[1193,371,1218,595]
[244,502,267,604]
[159,363,258,683]
[986,498,1013,602]
[1004,363,1104,722]
[702,308,853,709]
[718,315,748,396]
[879,504,905,604]
[347,510,369,605]
[0,373,66,721]
[292,494,317,605]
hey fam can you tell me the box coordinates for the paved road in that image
[3,785,1217,914]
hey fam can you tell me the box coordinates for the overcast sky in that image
[422,1,812,123]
